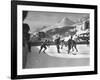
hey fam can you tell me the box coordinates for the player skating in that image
[55,37,61,53]
[39,40,49,54]
[67,36,78,54]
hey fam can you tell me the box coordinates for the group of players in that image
[22,12,78,55]
[22,22,78,54]
[39,36,78,54]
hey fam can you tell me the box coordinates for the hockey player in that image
[39,40,48,54]
[55,37,61,53]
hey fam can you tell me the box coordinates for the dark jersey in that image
[41,41,48,46]
[67,39,72,45]
[67,39,76,46]
[55,38,60,45]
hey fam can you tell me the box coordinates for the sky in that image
[23,11,89,33]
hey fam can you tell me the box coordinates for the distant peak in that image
[58,17,75,26]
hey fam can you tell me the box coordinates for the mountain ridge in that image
[41,17,75,32]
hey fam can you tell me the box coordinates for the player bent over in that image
[39,40,48,54]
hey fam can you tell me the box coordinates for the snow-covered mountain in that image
[57,17,75,27]
[41,17,75,32]
[31,16,90,42]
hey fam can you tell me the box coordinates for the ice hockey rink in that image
[39,45,90,58]
[24,44,90,69]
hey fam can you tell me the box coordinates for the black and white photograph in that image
[11,1,97,79]
[23,11,90,69]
